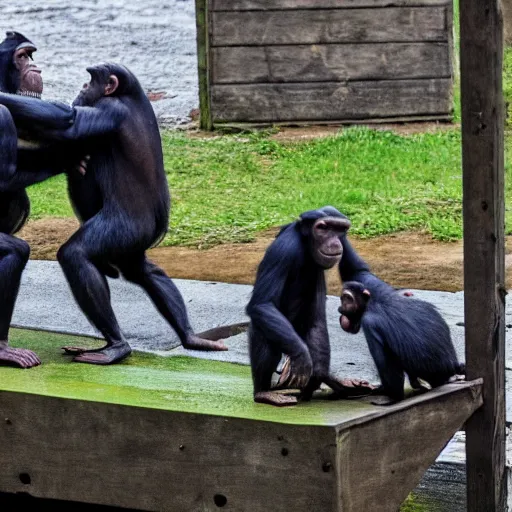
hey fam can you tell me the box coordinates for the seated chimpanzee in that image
[246,206,374,407]
[0,62,228,365]
[338,238,465,404]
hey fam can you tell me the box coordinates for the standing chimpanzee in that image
[0,62,228,365]
[246,206,374,407]
[338,238,465,404]
[0,31,75,368]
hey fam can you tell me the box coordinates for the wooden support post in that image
[195,0,213,130]
[460,0,506,511]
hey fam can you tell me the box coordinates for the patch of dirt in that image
[19,218,512,294]
[267,122,459,142]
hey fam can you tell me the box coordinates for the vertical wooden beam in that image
[195,0,213,130]
[460,0,506,511]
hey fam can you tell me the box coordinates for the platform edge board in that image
[336,379,483,433]
[211,8,449,46]
[211,0,452,11]
[0,391,339,511]
[337,381,483,512]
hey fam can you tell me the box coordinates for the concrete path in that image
[0,0,199,127]
[12,261,512,422]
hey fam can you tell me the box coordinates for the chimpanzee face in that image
[13,43,42,98]
[338,282,371,334]
[307,216,350,269]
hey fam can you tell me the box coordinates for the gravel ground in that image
[0,0,199,127]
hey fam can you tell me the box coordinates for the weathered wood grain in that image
[212,43,450,83]
[211,79,452,122]
[196,0,212,130]
[460,0,507,510]
[0,392,337,511]
[338,382,483,512]
[211,8,449,46]
[211,0,451,10]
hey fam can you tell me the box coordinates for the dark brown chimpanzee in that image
[338,239,465,404]
[246,206,374,407]
[0,31,76,368]
[0,62,228,365]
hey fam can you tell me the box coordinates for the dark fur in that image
[0,63,203,359]
[0,32,68,343]
[339,238,464,401]
[247,206,349,397]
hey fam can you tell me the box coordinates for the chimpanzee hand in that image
[278,350,313,389]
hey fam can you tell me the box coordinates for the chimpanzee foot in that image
[371,396,398,406]
[73,343,132,365]
[0,346,41,369]
[254,391,298,407]
[182,334,228,352]
[62,345,108,355]
[324,376,376,398]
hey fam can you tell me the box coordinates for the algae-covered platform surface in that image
[0,329,379,427]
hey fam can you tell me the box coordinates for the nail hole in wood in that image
[19,473,31,485]
[322,462,332,473]
[214,494,227,507]
[179,445,185,451]
[281,448,289,456]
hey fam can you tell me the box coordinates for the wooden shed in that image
[195,0,455,129]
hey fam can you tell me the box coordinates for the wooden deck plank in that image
[211,79,453,122]
[211,0,451,10]
[211,8,449,46]
[212,43,451,83]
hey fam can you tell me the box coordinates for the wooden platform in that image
[0,330,482,511]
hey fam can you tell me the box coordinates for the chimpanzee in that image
[0,62,228,365]
[338,238,465,404]
[0,31,75,368]
[246,206,374,407]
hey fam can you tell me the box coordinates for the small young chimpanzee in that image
[338,239,465,404]
[0,62,227,364]
[247,206,374,407]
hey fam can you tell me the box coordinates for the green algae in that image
[4,329,374,426]
[400,494,438,512]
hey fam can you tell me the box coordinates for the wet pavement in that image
[0,0,199,126]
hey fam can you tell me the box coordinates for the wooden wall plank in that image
[212,43,450,83]
[211,79,452,122]
[460,0,507,509]
[211,8,448,45]
[211,0,451,10]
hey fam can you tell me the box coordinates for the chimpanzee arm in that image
[363,317,405,401]
[246,244,310,360]
[0,92,127,139]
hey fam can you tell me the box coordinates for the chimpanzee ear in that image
[104,75,119,96]
[299,220,311,237]
[362,289,371,301]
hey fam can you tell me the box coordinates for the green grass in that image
[24,0,512,247]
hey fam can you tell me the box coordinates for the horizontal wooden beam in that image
[211,79,452,122]
[211,0,451,10]
[212,43,450,83]
[211,7,449,46]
